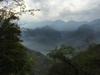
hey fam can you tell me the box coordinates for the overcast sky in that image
[19,0,100,22]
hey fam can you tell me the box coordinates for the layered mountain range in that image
[21,19,100,54]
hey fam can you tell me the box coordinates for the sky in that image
[19,0,100,22]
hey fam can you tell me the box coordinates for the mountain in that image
[88,19,100,32]
[48,20,87,31]
[21,27,62,54]
[20,20,86,31]
[21,19,100,54]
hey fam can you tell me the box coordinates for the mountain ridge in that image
[21,19,100,54]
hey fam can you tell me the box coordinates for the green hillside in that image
[73,44,100,75]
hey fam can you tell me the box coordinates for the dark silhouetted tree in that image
[0,0,40,75]
[0,7,34,75]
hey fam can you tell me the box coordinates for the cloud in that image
[58,5,100,21]
[22,0,100,22]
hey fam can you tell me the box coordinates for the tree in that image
[47,45,79,75]
[73,44,100,75]
[47,45,76,60]
[0,0,40,16]
[0,6,34,75]
[0,0,40,75]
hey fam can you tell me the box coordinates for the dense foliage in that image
[73,44,100,75]
[47,45,80,75]
[0,11,34,75]
[47,44,100,75]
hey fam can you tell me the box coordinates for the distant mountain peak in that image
[90,19,100,25]
[92,19,100,22]
[55,20,65,23]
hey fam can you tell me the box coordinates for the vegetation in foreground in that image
[47,44,100,75]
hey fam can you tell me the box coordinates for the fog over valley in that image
[21,19,100,54]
